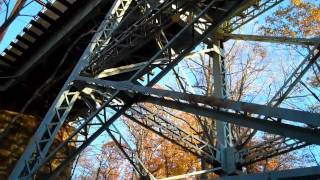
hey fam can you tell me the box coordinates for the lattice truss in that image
[9,0,320,179]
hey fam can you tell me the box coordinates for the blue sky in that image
[0,0,42,52]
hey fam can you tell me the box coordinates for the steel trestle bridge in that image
[1,0,319,179]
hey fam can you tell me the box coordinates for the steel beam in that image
[76,77,320,144]
[96,48,221,79]
[158,168,222,180]
[85,0,193,75]
[221,33,320,46]
[77,77,320,128]
[125,105,220,164]
[219,166,320,180]
[210,38,235,173]
[82,39,320,168]
[238,137,309,165]
[49,1,250,176]
[143,96,320,145]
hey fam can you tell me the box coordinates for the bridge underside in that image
[0,0,193,178]
[0,0,319,179]
[0,0,112,115]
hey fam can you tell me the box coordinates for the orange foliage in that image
[261,0,320,37]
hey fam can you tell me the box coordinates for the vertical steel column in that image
[211,39,235,174]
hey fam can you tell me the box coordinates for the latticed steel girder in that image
[179,0,285,43]
[9,0,136,178]
[238,137,309,166]
[223,0,284,33]
[125,105,220,164]
[10,0,319,179]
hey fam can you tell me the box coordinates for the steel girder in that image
[210,39,236,173]
[143,96,320,144]
[238,137,309,166]
[221,33,320,46]
[82,73,317,176]
[160,6,308,158]
[77,76,320,178]
[168,3,307,168]
[223,0,284,33]
[9,0,135,178]
[84,0,194,75]
[219,166,320,180]
[174,3,292,153]
[177,0,285,46]
[71,0,246,170]
[78,77,320,129]
[10,0,250,178]
[125,105,219,164]
[84,44,320,166]
[77,77,320,145]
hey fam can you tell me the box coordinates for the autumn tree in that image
[74,142,133,179]
[261,0,319,37]
[260,0,320,87]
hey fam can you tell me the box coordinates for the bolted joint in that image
[220,147,237,175]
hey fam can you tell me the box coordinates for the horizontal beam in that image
[77,76,320,127]
[143,96,320,145]
[96,47,222,79]
[158,168,221,180]
[219,166,320,180]
[76,77,320,145]
[221,33,320,46]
